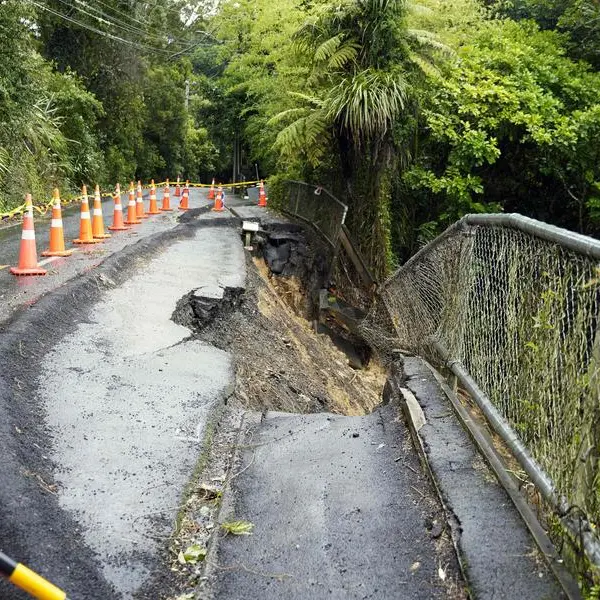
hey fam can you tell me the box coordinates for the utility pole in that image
[232,131,237,185]
[185,79,190,110]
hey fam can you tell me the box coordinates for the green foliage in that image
[0,0,219,210]
[178,544,207,564]
[221,520,254,536]
[400,17,600,244]
[3,0,600,274]
[0,0,104,207]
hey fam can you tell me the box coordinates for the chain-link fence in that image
[274,181,600,573]
[280,181,348,248]
[279,181,377,312]
[361,214,600,566]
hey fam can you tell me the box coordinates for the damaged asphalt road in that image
[0,194,568,600]
[0,203,246,599]
[0,187,211,323]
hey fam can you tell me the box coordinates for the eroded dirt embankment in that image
[197,252,387,416]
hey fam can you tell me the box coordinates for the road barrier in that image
[161,182,172,212]
[1,179,264,224]
[107,189,129,232]
[257,180,267,207]
[72,186,99,245]
[178,185,190,211]
[147,180,161,215]
[91,184,111,240]
[8,176,267,278]
[41,189,74,258]
[10,194,47,276]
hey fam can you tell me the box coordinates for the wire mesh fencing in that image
[280,181,348,248]
[273,180,600,572]
[279,180,376,310]
[361,215,600,556]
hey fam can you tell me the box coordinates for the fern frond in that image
[407,29,453,54]
[287,91,326,107]
[409,54,442,78]
[274,117,309,154]
[267,107,310,126]
[327,43,359,69]
[314,33,343,62]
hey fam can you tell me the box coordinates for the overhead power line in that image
[50,0,191,48]
[30,0,173,54]
[30,0,219,57]
[91,0,154,29]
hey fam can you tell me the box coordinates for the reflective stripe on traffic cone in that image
[258,180,267,207]
[108,188,130,231]
[174,176,181,197]
[0,551,67,600]
[42,189,75,257]
[147,180,161,214]
[208,178,215,200]
[124,183,141,225]
[92,184,110,239]
[10,194,47,276]
[136,180,148,219]
[161,183,172,211]
[178,186,190,211]
[73,185,99,244]
[212,186,224,212]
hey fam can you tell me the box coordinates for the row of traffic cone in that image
[108,179,189,229]
[11,179,191,277]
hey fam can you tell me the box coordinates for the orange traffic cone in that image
[92,184,111,239]
[136,180,148,219]
[175,176,181,198]
[258,180,267,207]
[178,186,190,211]
[108,186,130,231]
[147,180,161,215]
[213,186,224,212]
[10,194,47,276]
[124,183,141,225]
[42,189,75,257]
[73,185,99,245]
[208,178,215,200]
[161,183,172,211]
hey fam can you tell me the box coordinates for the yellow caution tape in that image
[186,180,264,189]
[0,179,266,221]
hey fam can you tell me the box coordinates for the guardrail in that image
[360,213,600,570]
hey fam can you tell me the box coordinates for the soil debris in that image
[199,254,386,416]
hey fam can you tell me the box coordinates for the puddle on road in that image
[39,227,245,597]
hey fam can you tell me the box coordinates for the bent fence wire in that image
[280,181,347,248]
[361,214,600,558]
[281,181,375,310]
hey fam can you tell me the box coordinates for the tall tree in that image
[271,0,443,277]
